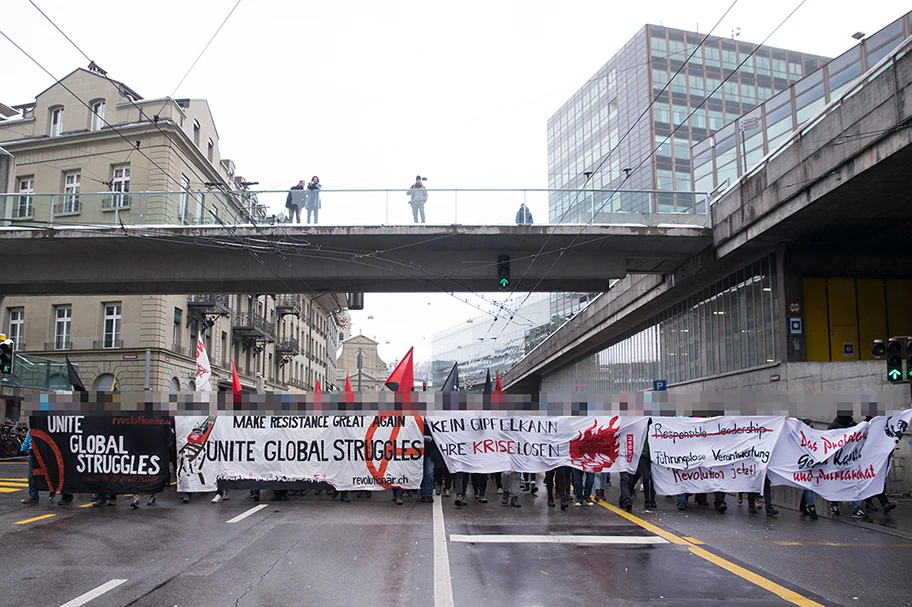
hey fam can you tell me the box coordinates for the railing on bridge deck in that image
[709,36,912,210]
[0,188,711,229]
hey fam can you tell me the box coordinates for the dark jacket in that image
[516,205,533,225]
[828,415,856,430]
[286,185,305,208]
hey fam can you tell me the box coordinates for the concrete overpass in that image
[1,224,710,295]
[505,36,912,392]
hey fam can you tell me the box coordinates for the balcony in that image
[232,312,275,340]
[275,338,299,365]
[171,344,187,356]
[187,294,231,316]
[275,295,302,318]
[93,339,122,349]
[44,341,72,351]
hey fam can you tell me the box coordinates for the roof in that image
[33,67,142,103]
[342,334,379,346]
[0,146,11,157]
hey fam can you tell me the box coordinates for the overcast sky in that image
[3,0,909,366]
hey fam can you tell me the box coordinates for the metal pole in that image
[454,190,458,224]
[144,348,151,392]
[385,190,389,225]
[357,347,363,391]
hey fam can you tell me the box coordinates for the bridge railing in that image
[0,188,711,229]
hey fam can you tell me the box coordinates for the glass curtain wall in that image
[541,255,779,392]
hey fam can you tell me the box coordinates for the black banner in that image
[30,415,171,495]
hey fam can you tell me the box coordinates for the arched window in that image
[94,373,117,391]
[169,377,181,393]
[49,106,64,137]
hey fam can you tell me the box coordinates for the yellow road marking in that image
[15,513,56,525]
[0,481,29,486]
[0,478,28,481]
[78,502,95,509]
[683,536,705,544]
[0,487,22,493]
[596,501,824,607]
[0,461,27,464]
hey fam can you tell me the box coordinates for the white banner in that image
[176,415,425,492]
[767,411,912,502]
[649,416,786,495]
[195,337,212,393]
[427,415,650,474]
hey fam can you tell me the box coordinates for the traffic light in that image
[497,254,510,290]
[422,382,427,391]
[886,338,903,382]
[906,339,912,378]
[0,338,13,376]
[872,339,886,358]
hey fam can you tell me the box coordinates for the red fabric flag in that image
[494,371,504,393]
[384,347,414,394]
[231,359,242,395]
[344,374,354,399]
[315,379,322,392]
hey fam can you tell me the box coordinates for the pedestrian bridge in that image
[0,189,711,295]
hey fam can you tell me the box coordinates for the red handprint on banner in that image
[569,417,620,472]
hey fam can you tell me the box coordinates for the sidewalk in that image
[773,487,912,540]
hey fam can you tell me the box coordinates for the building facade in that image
[0,66,340,397]
[430,294,551,390]
[335,334,389,392]
[545,25,830,322]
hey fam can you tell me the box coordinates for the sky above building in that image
[3,0,909,366]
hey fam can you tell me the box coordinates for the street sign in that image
[843,342,855,357]
[653,380,667,391]
[788,300,802,314]
[788,317,803,335]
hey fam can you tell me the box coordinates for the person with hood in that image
[515,203,533,225]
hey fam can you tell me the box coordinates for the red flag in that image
[494,371,504,394]
[315,379,322,392]
[344,374,354,400]
[231,359,242,395]
[385,347,414,394]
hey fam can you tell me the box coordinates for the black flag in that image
[66,356,87,392]
[439,362,460,392]
[483,369,492,394]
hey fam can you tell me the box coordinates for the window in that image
[193,119,200,146]
[111,165,130,207]
[16,177,34,218]
[207,138,214,162]
[8,309,24,349]
[173,308,182,351]
[55,306,71,350]
[63,171,80,212]
[91,100,105,131]
[50,107,64,137]
[104,304,121,348]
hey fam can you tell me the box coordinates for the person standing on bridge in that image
[285,180,306,224]
[305,176,322,224]
[515,203,533,225]
[407,175,428,223]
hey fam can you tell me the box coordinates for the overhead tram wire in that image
[0,29,210,202]
[491,0,810,345]
[478,1,739,344]
[24,0,217,193]
[120,0,243,169]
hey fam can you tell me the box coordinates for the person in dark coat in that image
[285,180,306,223]
[515,203,533,225]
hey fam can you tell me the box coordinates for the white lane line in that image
[226,504,268,524]
[449,534,669,545]
[432,496,455,607]
[59,579,127,607]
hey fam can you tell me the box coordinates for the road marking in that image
[59,579,127,607]
[0,487,22,493]
[0,462,27,465]
[596,501,824,607]
[450,534,668,545]
[0,477,28,481]
[15,513,56,525]
[432,495,455,607]
[683,536,705,544]
[225,504,267,524]
[79,502,95,509]
[0,481,29,486]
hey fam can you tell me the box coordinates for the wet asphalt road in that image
[1,459,910,607]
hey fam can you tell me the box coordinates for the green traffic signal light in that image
[0,340,12,376]
[887,338,903,382]
[497,254,510,291]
